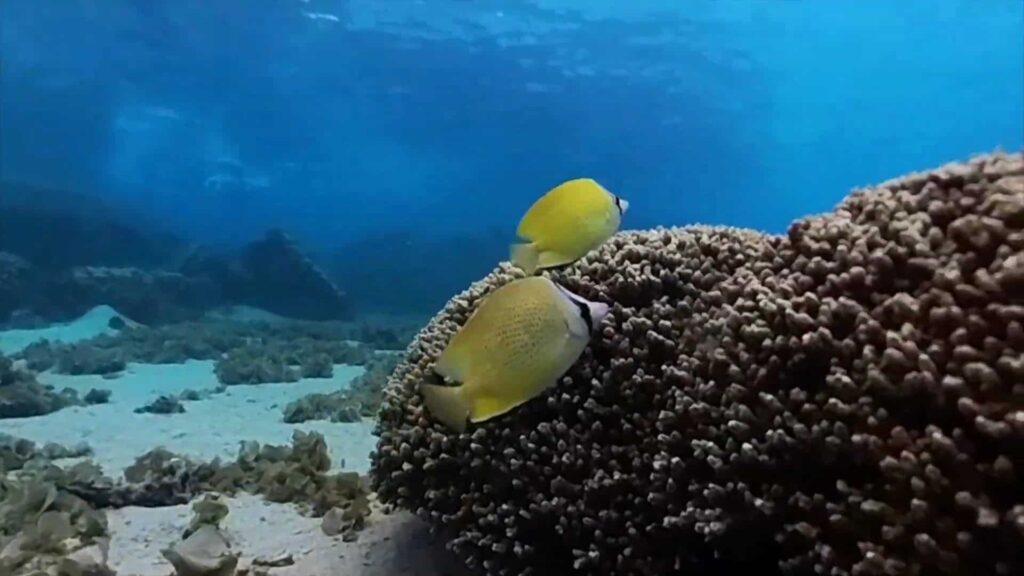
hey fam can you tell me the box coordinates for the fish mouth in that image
[590,302,610,324]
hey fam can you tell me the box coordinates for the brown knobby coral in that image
[371,151,1024,576]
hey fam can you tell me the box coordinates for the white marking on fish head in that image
[551,280,609,337]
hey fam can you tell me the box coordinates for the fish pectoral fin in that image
[536,250,579,270]
[510,243,540,275]
[468,392,522,424]
[434,345,470,382]
[420,383,471,433]
[468,374,561,424]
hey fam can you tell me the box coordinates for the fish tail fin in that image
[510,243,539,275]
[420,383,471,433]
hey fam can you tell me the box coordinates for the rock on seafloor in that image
[107,495,469,576]
[162,524,239,576]
[372,151,1024,576]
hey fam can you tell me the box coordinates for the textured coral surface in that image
[371,151,1024,576]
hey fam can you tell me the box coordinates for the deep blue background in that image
[2,1,1022,313]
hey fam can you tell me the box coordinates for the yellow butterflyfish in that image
[419,276,609,432]
[510,178,628,275]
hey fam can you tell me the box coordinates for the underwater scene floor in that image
[0,306,467,576]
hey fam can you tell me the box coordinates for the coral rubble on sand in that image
[134,395,187,415]
[1,429,373,575]
[14,318,407,382]
[0,438,113,575]
[284,353,401,423]
[66,430,371,535]
[0,353,82,419]
[213,339,370,385]
[371,151,1024,575]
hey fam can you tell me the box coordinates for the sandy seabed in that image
[3,360,378,475]
[1,309,467,576]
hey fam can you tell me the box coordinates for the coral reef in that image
[0,354,82,419]
[371,151,1024,576]
[283,353,400,423]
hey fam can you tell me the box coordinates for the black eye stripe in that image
[614,196,623,214]
[571,298,594,333]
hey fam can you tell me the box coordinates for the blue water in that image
[2,0,1022,313]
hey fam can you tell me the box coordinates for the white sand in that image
[107,495,467,576]
[1,317,466,576]
[0,305,126,355]
[2,360,378,476]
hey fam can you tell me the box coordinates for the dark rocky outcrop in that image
[329,228,506,316]
[0,180,183,273]
[41,266,222,325]
[236,229,350,320]
[1,182,352,324]
[0,252,35,322]
[189,229,352,321]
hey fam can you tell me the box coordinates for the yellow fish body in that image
[420,276,610,432]
[510,178,628,275]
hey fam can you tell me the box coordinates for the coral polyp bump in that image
[371,151,1024,576]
